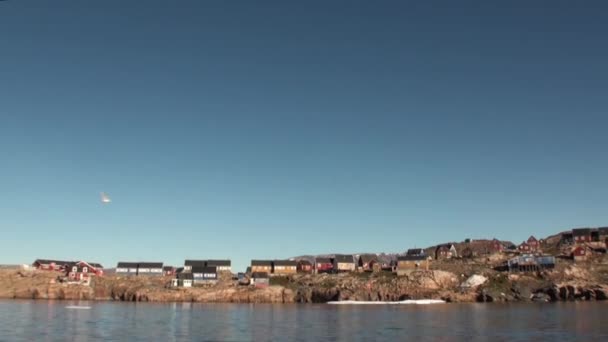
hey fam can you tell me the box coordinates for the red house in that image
[571,246,588,262]
[573,228,592,244]
[297,260,313,273]
[315,258,334,274]
[527,236,539,249]
[163,266,176,276]
[491,239,504,252]
[66,261,104,281]
[518,242,531,252]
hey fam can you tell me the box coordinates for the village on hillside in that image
[26,226,608,290]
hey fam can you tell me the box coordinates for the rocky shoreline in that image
[2,259,608,304]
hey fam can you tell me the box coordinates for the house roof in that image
[297,260,312,266]
[163,266,174,271]
[176,267,184,273]
[398,255,427,261]
[273,260,297,266]
[252,272,269,279]
[315,258,332,264]
[358,254,378,263]
[88,263,104,269]
[406,249,424,256]
[117,262,163,268]
[185,260,206,267]
[251,260,273,266]
[573,228,591,236]
[527,236,538,242]
[333,254,354,263]
[191,266,217,274]
[137,262,163,269]
[598,227,608,234]
[206,260,231,266]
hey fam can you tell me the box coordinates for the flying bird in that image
[100,192,111,204]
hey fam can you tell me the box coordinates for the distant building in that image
[357,254,378,271]
[573,228,592,244]
[251,260,272,274]
[192,266,218,284]
[251,272,269,288]
[434,244,457,260]
[315,258,334,274]
[527,236,540,250]
[406,249,425,257]
[333,255,355,272]
[571,246,588,262]
[65,261,103,282]
[116,262,163,276]
[272,260,297,275]
[205,260,231,272]
[491,239,504,252]
[172,272,193,287]
[506,255,554,272]
[396,255,428,275]
[163,266,176,276]
[296,260,313,273]
[33,259,71,272]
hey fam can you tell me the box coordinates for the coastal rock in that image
[461,275,487,288]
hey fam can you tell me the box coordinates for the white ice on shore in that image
[327,299,445,305]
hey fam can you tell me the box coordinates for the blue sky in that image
[1,1,607,271]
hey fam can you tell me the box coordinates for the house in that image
[115,262,163,276]
[434,244,457,260]
[251,272,269,288]
[333,255,355,272]
[599,227,608,240]
[251,260,273,274]
[406,249,425,256]
[205,260,231,272]
[461,247,474,259]
[272,260,297,275]
[527,236,540,250]
[32,259,71,271]
[396,255,428,275]
[192,266,218,284]
[357,254,378,271]
[573,228,592,244]
[506,255,555,272]
[296,260,313,273]
[571,246,589,262]
[172,272,193,287]
[163,266,176,276]
[561,232,574,245]
[184,260,206,271]
[491,239,504,252]
[315,258,334,274]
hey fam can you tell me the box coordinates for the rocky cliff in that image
[2,258,608,304]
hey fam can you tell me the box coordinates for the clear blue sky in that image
[1,1,607,272]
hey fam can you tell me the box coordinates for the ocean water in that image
[0,300,606,341]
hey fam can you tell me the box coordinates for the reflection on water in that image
[0,300,607,341]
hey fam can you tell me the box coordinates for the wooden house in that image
[172,272,193,287]
[32,259,71,271]
[315,258,334,274]
[396,255,428,275]
[333,255,355,272]
[184,260,205,271]
[357,254,378,271]
[434,244,457,260]
[206,260,231,272]
[272,260,297,275]
[296,260,313,273]
[571,246,589,262]
[573,228,592,244]
[163,266,176,276]
[192,266,218,284]
[561,232,574,245]
[115,262,163,276]
[251,260,273,274]
[251,272,269,288]
[491,239,504,252]
[406,249,425,257]
[507,255,555,272]
[527,236,540,249]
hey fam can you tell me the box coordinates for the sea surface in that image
[0,300,606,341]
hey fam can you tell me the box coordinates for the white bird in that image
[100,192,111,204]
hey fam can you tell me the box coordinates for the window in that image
[83,267,88,273]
